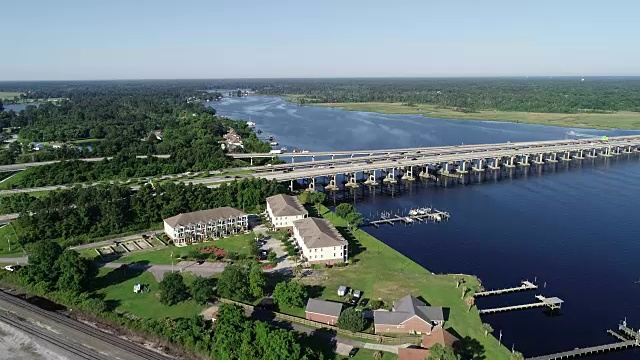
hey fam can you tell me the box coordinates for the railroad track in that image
[0,291,172,360]
[0,311,110,360]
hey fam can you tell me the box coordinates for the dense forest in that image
[218,77,640,113]
[7,179,284,246]
[0,82,270,186]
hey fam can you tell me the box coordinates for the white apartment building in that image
[292,217,348,265]
[163,207,248,246]
[266,194,308,228]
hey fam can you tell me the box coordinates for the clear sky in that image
[1,0,639,80]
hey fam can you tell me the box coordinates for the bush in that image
[190,277,215,305]
[369,299,384,310]
[272,281,307,308]
[159,272,189,305]
[337,308,366,332]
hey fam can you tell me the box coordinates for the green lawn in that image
[112,233,255,265]
[0,223,24,257]
[311,102,640,130]
[71,138,105,144]
[92,268,206,319]
[0,92,23,100]
[304,205,511,360]
[0,170,30,190]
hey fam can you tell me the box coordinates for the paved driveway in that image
[100,260,226,281]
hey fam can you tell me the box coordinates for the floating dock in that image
[525,320,639,360]
[366,208,450,228]
[475,281,538,297]
[478,295,563,315]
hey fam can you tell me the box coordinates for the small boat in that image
[417,209,426,215]
[301,150,309,154]
[280,147,288,152]
[434,214,442,222]
[404,217,414,223]
[257,129,263,134]
[408,210,418,216]
[270,141,279,146]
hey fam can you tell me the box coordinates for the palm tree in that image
[461,285,468,299]
[482,323,493,337]
[476,284,485,293]
[465,296,475,312]
[373,350,382,360]
[455,277,461,288]
[510,351,524,360]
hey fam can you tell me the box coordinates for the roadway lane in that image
[0,154,170,172]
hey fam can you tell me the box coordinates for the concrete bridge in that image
[227,135,640,190]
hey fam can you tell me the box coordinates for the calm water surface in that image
[213,96,640,359]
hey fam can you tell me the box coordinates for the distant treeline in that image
[239,78,640,113]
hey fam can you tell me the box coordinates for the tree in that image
[335,203,355,218]
[482,323,494,337]
[190,276,215,305]
[465,296,475,312]
[345,211,364,231]
[427,343,460,360]
[373,350,382,360]
[267,251,278,264]
[54,249,92,294]
[159,272,189,305]
[248,236,260,257]
[476,284,485,293]
[510,351,524,360]
[25,240,63,288]
[461,285,468,299]
[217,264,252,302]
[272,280,307,308]
[337,307,366,332]
[249,262,267,298]
[311,191,326,211]
[369,299,384,310]
[298,191,311,205]
[212,304,247,360]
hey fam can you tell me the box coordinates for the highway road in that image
[0,154,170,172]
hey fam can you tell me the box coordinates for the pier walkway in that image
[475,281,537,297]
[478,295,563,315]
[525,321,639,360]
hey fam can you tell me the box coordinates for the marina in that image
[364,207,450,228]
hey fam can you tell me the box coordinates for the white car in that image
[4,265,20,272]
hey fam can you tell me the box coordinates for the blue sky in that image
[1,0,639,80]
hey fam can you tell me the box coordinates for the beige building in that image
[163,207,248,246]
[292,217,348,264]
[266,194,308,228]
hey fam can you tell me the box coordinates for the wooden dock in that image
[367,208,450,228]
[525,321,639,360]
[475,281,537,297]
[478,295,563,315]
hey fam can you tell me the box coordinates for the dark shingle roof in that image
[305,298,343,318]
[374,295,444,326]
[163,207,246,227]
[267,194,307,217]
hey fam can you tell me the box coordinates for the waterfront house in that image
[374,295,444,334]
[163,207,248,246]
[397,347,431,360]
[266,194,307,228]
[305,298,343,325]
[292,217,348,265]
[398,326,459,360]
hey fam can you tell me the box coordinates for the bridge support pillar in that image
[365,170,378,186]
[458,161,468,174]
[289,180,294,192]
[548,152,558,163]
[586,149,597,158]
[574,150,585,159]
[533,153,544,165]
[345,172,359,188]
[404,166,415,181]
[326,175,339,191]
[601,146,613,157]
[518,154,530,166]
[307,177,316,192]
[473,159,485,172]
[623,146,633,154]
[562,151,572,161]
[383,168,397,184]
[489,157,501,170]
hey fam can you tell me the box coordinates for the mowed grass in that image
[312,102,640,130]
[92,268,206,319]
[111,233,255,265]
[0,170,30,190]
[0,92,23,100]
[0,223,24,257]
[304,205,511,360]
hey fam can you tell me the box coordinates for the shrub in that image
[337,308,366,332]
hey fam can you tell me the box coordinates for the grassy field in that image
[92,268,206,319]
[0,223,24,257]
[303,205,510,360]
[0,92,23,100]
[0,170,30,190]
[111,233,255,265]
[311,102,640,130]
[71,138,105,144]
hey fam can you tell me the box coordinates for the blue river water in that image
[212,96,640,359]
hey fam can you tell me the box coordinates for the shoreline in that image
[295,100,640,130]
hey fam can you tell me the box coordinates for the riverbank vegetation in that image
[312,102,640,129]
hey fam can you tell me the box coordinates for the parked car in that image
[359,298,369,307]
[348,297,358,305]
[353,290,362,299]
[4,265,20,272]
[349,348,359,357]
